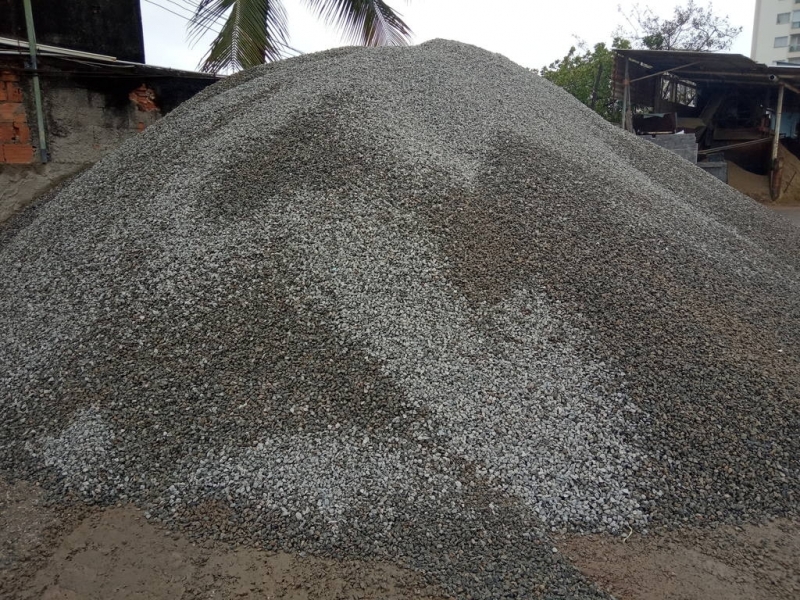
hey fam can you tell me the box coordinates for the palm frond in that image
[190,0,290,73]
[303,0,412,47]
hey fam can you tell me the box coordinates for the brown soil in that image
[0,477,448,600]
[777,142,800,205]
[559,520,800,600]
[726,161,770,203]
[3,474,799,600]
[726,144,800,205]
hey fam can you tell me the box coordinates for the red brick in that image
[5,82,22,102]
[0,122,13,142]
[129,84,159,112]
[0,102,25,122]
[13,121,30,143]
[0,84,6,103]
[0,71,20,82]
[2,143,34,164]
[0,121,29,143]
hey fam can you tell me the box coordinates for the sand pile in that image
[1,40,798,598]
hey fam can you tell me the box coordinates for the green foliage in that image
[190,0,290,73]
[539,38,631,123]
[190,0,412,74]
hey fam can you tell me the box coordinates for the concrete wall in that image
[44,83,160,165]
[642,134,698,164]
[752,0,800,65]
[697,161,729,183]
[0,69,160,223]
[0,61,218,224]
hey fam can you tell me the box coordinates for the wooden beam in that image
[621,58,629,130]
[628,61,703,83]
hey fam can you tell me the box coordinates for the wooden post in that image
[772,83,785,164]
[621,58,629,130]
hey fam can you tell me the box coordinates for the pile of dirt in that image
[726,161,770,202]
[726,143,800,205]
[1,40,798,598]
[777,142,800,205]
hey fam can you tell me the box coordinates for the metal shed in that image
[613,49,800,199]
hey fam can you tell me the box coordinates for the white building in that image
[752,0,800,64]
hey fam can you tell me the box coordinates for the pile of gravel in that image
[1,40,798,598]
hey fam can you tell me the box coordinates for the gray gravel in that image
[1,39,799,598]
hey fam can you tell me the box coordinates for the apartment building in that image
[751,0,800,64]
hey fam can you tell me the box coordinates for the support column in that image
[621,58,629,131]
[772,83,785,164]
[22,0,48,163]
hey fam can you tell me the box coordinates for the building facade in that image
[0,0,219,223]
[751,0,800,64]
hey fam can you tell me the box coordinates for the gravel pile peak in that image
[2,39,799,598]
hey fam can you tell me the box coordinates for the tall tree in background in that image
[189,0,411,73]
[539,38,632,123]
[620,1,742,51]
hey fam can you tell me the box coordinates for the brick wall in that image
[0,62,217,223]
[0,70,34,164]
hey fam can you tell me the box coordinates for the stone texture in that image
[0,40,798,599]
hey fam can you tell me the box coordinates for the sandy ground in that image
[0,477,448,600]
[559,520,800,600]
[726,162,771,204]
[2,476,798,600]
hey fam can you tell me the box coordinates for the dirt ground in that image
[727,161,771,204]
[0,477,448,600]
[2,475,799,600]
[559,520,800,600]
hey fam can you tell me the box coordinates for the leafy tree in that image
[620,1,742,51]
[189,0,412,73]
[539,38,631,123]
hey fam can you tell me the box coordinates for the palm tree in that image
[189,0,412,73]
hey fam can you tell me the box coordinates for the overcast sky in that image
[139,0,757,73]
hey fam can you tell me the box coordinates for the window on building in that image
[776,36,790,47]
[779,12,791,24]
[792,9,800,26]
[790,33,800,50]
[788,57,800,63]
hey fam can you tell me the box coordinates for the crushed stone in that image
[1,40,799,598]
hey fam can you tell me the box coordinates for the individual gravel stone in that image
[1,39,798,599]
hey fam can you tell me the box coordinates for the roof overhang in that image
[0,35,220,80]
[614,48,800,89]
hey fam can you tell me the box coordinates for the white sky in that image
[139,0,757,73]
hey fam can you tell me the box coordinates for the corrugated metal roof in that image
[613,49,800,86]
[615,49,762,74]
[0,35,219,79]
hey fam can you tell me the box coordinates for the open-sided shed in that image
[613,49,800,199]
